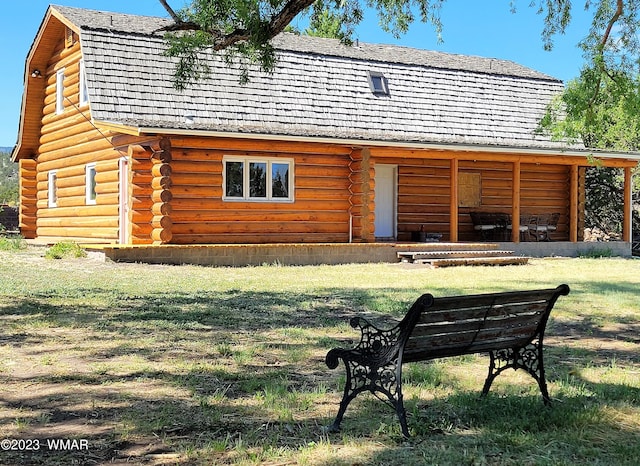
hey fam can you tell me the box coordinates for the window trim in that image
[48,171,58,208]
[366,71,389,96]
[85,163,97,205]
[222,156,294,202]
[79,60,89,107]
[56,68,65,114]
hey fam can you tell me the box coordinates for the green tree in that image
[0,150,18,206]
[304,2,350,41]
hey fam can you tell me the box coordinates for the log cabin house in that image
[11,5,639,261]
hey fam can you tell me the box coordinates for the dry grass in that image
[0,246,638,465]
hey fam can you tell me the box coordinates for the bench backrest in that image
[400,284,570,363]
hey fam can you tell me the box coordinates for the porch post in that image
[570,165,579,242]
[623,166,632,242]
[512,161,521,242]
[450,158,459,242]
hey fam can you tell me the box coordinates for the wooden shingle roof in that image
[53,6,571,150]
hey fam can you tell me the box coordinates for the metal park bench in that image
[325,284,570,437]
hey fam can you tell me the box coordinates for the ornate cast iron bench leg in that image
[326,353,410,437]
[481,337,550,405]
[326,315,409,435]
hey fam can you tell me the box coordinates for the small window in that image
[79,60,89,106]
[56,68,65,114]
[48,171,58,208]
[223,157,294,202]
[367,71,389,96]
[86,163,97,205]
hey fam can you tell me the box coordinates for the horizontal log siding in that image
[34,37,122,243]
[374,155,571,241]
[457,160,514,241]
[19,159,37,238]
[168,138,355,244]
[519,163,570,240]
[395,158,452,241]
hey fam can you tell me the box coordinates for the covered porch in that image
[367,147,637,247]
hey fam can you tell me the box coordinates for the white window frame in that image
[222,156,294,202]
[366,71,389,96]
[79,60,89,107]
[56,68,65,114]
[85,163,97,205]
[48,171,58,208]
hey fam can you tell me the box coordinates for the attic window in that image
[367,71,389,96]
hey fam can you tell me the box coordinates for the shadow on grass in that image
[324,379,640,465]
[1,278,638,464]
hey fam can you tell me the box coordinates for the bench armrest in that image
[326,316,402,369]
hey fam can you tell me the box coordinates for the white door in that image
[118,157,129,244]
[374,164,397,239]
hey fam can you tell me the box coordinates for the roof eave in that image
[94,121,640,164]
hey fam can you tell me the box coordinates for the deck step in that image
[416,256,530,268]
[398,250,516,261]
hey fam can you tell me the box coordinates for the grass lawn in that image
[0,245,638,465]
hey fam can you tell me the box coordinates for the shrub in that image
[0,235,27,251]
[45,241,87,259]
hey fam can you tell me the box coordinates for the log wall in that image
[19,159,37,238]
[32,34,122,243]
[167,137,360,244]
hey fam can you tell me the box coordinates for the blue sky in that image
[1,1,592,147]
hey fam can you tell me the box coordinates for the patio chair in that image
[507,214,530,241]
[470,212,508,240]
[527,213,560,242]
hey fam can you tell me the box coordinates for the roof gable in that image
[13,7,71,160]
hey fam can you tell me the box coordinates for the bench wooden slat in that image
[404,336,534,362]
[426,289,557,311]
[416,301,548,326]
[410,310,544,339]
[405,322,540,356]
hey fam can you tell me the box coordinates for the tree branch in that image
[157,0,316,49]
[588,0,625,110]
[600,0,624,49]
[269,0,317,35]
[158,0,182,23]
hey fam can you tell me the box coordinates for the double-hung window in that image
[85,163,97,205]
[48,171,58,208]
[223,156,293,202]
[79,60,89,106]
[56,68,65,114]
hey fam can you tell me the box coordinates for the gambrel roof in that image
[18,4,609,159]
